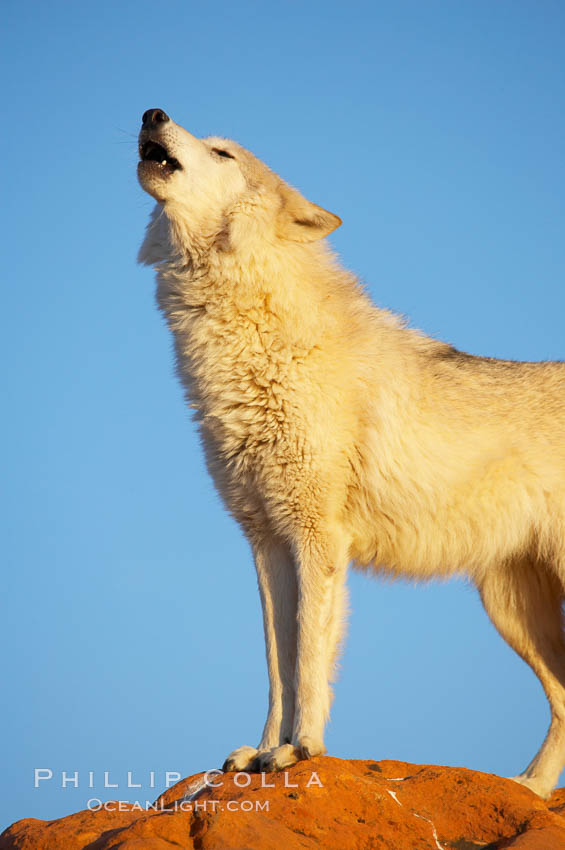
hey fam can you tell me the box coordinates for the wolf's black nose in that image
[142,108,170,129]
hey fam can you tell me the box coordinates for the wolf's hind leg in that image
[478,558,565,798]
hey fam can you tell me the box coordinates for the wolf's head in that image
[137,109,341,263]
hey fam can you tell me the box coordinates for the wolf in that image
[137,108,565,797]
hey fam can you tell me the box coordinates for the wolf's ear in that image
[275,183,342,243]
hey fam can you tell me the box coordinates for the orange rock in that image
[2,758,565,849]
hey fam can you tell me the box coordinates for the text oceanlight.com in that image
[87,799,271,813]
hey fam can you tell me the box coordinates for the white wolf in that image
[137,108,565,797]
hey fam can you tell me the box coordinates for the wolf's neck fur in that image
[142,208,448,442]
[152,209,408,343]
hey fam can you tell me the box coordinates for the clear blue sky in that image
[2,0,564,831]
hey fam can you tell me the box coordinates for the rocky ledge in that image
[2,757,565,849]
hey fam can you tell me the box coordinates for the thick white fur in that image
[138,114,565,797]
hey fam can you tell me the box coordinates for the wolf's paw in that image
[510,773,552,799]
[253,738,326,772]
[296,735,325,760]
[222,745,259,772]
[257,744,301,772]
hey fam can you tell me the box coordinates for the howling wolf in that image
[138,108,565,797]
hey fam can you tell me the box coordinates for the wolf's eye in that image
[212,148,235,160]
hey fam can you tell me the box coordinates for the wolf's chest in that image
[178,313,299,460]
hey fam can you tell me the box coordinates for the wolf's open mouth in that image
[139,140,181,173]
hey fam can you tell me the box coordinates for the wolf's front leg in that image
[260,529,350,772]
[222,539,298,772]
